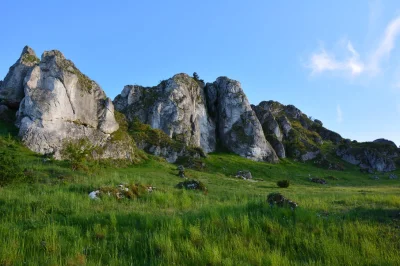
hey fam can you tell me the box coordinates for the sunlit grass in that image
[0,133,399,265]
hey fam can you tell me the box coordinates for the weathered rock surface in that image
[114,74,216,153]
[205,77,278,162]
[0,46,39,108]
[252,101,286,158]
[336,142,398,172]
[252,101,325,160]
[116,75,279,163]
[1,47,133,159]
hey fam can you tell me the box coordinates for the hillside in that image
[0,47,399,265]
[0,117,399,265]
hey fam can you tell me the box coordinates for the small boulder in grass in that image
[267,192,298,210]
[89,183,154,200]
[175,179,207,193]
[309,177,327,184]
[235,170,252,180]
[177,165,186,178]
[277,180,290,188]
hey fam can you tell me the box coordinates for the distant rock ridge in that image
[0,46,398,172]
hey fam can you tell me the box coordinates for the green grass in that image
[0,130,399,265]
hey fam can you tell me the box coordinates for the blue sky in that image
[1,0,400,145]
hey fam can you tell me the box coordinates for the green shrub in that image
[60,138,95,171]
[277,180,290,188]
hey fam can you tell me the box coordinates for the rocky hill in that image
[0,46,135,160]
[0,46,399,172]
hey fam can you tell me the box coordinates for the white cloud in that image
[307,15,400,77]
[336,105,343,123]
[307,41,364,76]
[369,16,400,73]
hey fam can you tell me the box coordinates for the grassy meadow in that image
[0,121,399,265]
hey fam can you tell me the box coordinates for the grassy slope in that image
[0,121,399,265]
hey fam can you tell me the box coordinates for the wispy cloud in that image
[307,15,400,77]
[369,16,400,74]
[308,41,364,76]
[336,105,343,123]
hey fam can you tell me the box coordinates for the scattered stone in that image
[89,190,100,200]
[88,183,153,200]
[389,173,398,179]
[267,192,298,210]
[235,170,252,180]
[370,175,380,180]
[175,179,207,192]
[177,165,186,178]
[309,177,327,184]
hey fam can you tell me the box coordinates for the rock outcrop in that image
[115,75,279,163]
[252,101,330,161]
[205,77,278,162]
[0,47,136,160]
[336,141,399,172]
[0,46,39,109]
[114,74,216,153]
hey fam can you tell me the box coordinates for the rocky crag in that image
[114,74,278,162]
[0,46,135,160]
[1,46,399,172]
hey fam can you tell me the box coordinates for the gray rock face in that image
[114,74,216,153]
[336,144,397,172]
[301,151,320,162]
[14,49,123,159]
[205,77,278,162]
[115,75,279,162]
[0,46,39,108]
[252,101,286,158]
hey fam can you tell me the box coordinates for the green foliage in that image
[277,179,290,188]
[21,53,40,64]
[0,141,24,185]
[60,138,95,171]
[129,117,185,151]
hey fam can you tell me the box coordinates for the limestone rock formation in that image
[0,47,135,160]
[0,46,39,109]
[252,100,344,161]
[114,74,216,153]
[115,75,279,162]
[205,77,278,162]
[336,141,399,172]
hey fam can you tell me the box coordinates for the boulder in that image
[175,179,207,192]
[235,170,252,180]
[267,192,298,210]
